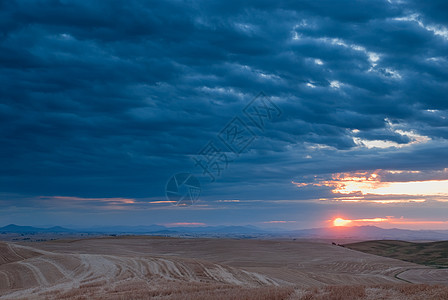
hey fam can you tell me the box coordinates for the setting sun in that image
[333,218,352,227]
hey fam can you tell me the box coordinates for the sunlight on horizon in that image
[330,216,448,230]
[333,218,352,226]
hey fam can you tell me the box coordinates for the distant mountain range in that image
[1,224,448,241]
[0,224,74,233]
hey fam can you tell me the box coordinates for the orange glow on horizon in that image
[332,217,387,227]
[165,222,206,227]
[333,218,352,226]
[329,216,448,230]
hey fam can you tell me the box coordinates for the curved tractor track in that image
[0,242,278,299]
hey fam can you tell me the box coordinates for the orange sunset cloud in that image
[293,169,448,204]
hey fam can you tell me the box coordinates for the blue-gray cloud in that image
[0,0,447,226]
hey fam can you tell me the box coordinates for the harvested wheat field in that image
[0,237,447,299]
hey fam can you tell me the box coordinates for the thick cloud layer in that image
[0,0,447,227]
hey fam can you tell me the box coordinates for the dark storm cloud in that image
[406,0,448,26]
[0,0,447,223]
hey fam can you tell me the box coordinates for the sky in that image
[1,0,448,229]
